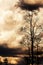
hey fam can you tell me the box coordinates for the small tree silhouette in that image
[4,58,8,65]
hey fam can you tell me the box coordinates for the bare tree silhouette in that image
[20,9,43,65]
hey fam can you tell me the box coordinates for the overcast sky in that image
[0,0,23,48]
[0,0,43,48]
[0,0,19,11]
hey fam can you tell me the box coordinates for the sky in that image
[0,0,19,11]
[0,0,43,49]
[0,0,24,48]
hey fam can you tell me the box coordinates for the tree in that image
[4,58,8,65]
[20,10,43,65]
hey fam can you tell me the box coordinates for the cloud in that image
[21,0,43,5]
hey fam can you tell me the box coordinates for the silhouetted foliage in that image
[4,58,8,65]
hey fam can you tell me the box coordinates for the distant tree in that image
[4,58,8,65]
